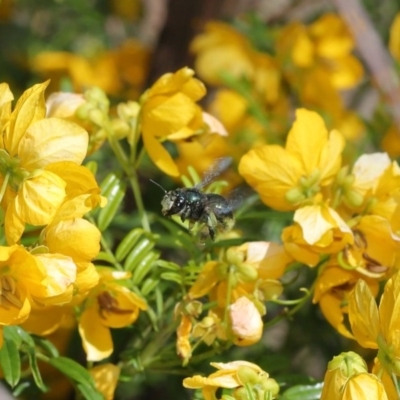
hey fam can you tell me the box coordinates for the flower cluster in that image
[0,82,149,371]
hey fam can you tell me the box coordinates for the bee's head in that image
[161,189,186,216]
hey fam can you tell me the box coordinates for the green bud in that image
[226,247,246,266]
[237,366,260,385]
[344,189,364,208]
[236,263,258,283]
[285,187,305,205]
[75,102,94,120]
[185,300,202,317]
[335,165,349,186]
[260,377,280,396]
[85,87,109,111]
[88,108,106,126]
[110,118,130,139]
[327,351,367,377]
[117,101,140,121]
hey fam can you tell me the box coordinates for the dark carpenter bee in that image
[151,158,235,241]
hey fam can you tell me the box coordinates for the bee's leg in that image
[221,216,235,232]
[188,220,195,231]
[206,212,218,241]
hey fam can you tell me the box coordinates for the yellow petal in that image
[79,304,113,361]
[318,129,346,185]
[239,145,302,211]
[0,82,13,127]
[286,109,329,175]
[6,81,49,156]
[46,92,86,119]
[33,254,76,301]
[89,363,121,400]
[101,287,147,328]
[352,153,391,197]
[343,373,388,400]
[229,297,263,346]
[142,93,200,137]
[294,205,351,245]
[348,279,379,349]
[22,304,72,336]
[379,272,400,352]
[15,170,66,225]
[73,262,99,300]
[0,287,31,325]
[142,131,179,176]
[390,13,400,61]
[19,118,88,169]
[45,218,101,262]
[189,261,219,299]
[4,201,26,244]
[183,371,239,389]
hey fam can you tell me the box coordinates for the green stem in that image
[104,122,151,232]
[264,283,315,329]
[223,265,235,326]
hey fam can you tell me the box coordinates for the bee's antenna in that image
[149,179,167,193]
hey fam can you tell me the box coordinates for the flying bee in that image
[151,158,235,241]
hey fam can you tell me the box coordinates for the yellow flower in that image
[192,311,225,346]
[282,203,353,266]
[176,314,192,361]
[78,268,147,361]
[348,272,400,376]
[89,363,121,400]
[389,13,400,61]
[189,242,287,307]
[0,245,77,328]
[191,22,254,86]
[32,51,122,95]
[321,352,388,400]
[0,82,91,243]
[277,14,363,90]
[183,360,279,400]
[313,264,379,338]
[239,108,345,211]
[139,67,206,176]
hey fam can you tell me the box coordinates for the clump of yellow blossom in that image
[183,361,279,400]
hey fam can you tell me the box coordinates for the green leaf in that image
[49,357,95,386]
[97,176,126,231]
[49,357,103,400]
[131,251,159,285]
[115,228,143,261]
[12,382,31,397]
[96,251,117,264]
[25,346,47,392]
[280,383,323,400]
[160,272,183,284]
[76,382,104,400]
[33,336,60,358]
[15,327,35,347]
[141,276,161,296]
[0,336,21,387]
[124,237,154,271]
[3,326,23,347]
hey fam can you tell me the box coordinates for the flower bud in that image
[229,297,263,346]
[285,187,305,205]
[236,263,258,282]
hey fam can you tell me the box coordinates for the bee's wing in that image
[226,185,254,211]
[195,157,232,189]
